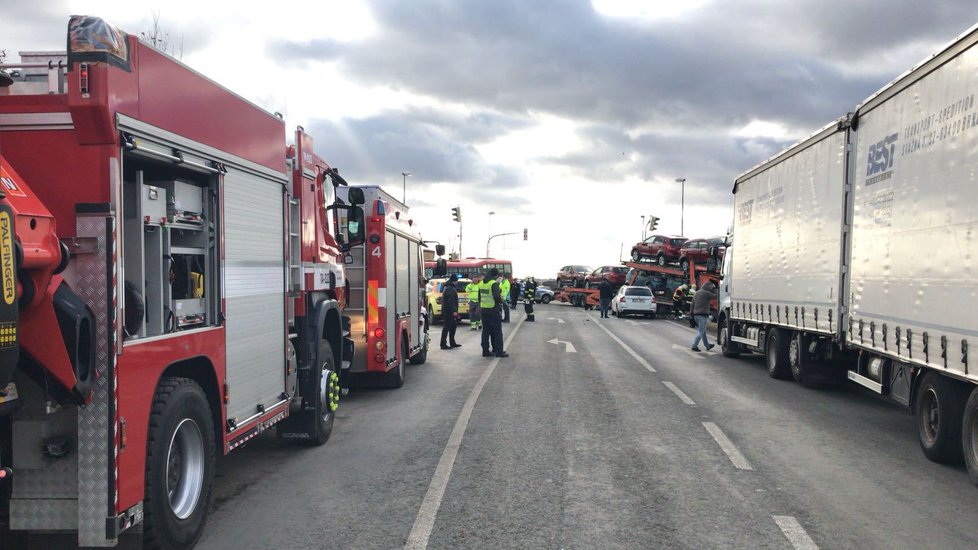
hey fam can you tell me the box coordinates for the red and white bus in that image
[424,257,513,279]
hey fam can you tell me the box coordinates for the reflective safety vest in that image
[499,278,511,301]
[466,282,481,302]
[479,279,497,309]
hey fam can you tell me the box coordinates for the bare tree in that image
[140,11,184,59]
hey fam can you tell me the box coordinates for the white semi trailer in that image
[718,23,978,482]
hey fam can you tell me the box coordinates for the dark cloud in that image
[264,0,974,206]
[271,0,973,131]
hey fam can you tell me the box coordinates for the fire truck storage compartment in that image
[122,163,217,339]
[222,166,287,424]
[386,231,422,362]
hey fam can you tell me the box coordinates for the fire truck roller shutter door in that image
[223,167,286,423]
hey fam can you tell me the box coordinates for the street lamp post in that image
[675,177,686,236]
[401,172,412,203]
[641,215,646,240]
[486,211,495,256]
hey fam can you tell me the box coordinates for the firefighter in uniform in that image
[466,275,482,330]
[685,284,697,327]
[523,277,536,321]
[673,283,688,318]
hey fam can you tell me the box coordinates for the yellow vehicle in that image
[425,277,472,324]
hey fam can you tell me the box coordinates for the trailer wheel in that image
[915,372,965,464]
[765,329,791,380]
[789,334,806,383]
[962,387,978,485]
[144,377,215,550]
[718,317,740,358]
[387,339,407,388]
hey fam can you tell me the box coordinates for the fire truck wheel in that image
[144,377,215,550]
[409,333,428,365]
[962,387,978,485]
[915,372,965,464]
[387,340,407,388]
[765,329,791,380]
[308,340,338,446]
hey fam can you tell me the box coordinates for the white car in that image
[611,285,657,318]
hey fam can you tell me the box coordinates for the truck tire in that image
[309,340,339,445]
[718,316,740,358]
[409,334,428,365]
[962,387,978,485]
[143,377,215,550]
[789,333,806,383]
[765,329,791,380]
[387,339,407,388]
[915,372,965,464]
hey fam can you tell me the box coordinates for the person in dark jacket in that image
[598,278,614,318]
[440,276,461,349]
[690,281,717,351]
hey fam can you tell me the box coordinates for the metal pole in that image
[675,178,686,236]
[401,172,412,203]
[487,212,495,256]
[641,215,646,240]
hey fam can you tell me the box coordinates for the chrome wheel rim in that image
[166,418,204,520]
[922,388,940,444]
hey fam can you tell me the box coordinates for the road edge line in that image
[772,515,819,550]
[702,421,753,471]
[404,314,527,549]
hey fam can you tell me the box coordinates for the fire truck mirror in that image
[347,187,365,206]
[346,206,365,246]
[435,244,446,256]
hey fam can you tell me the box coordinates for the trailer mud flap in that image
[0,202,18,398]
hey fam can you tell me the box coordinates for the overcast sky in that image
[3,1,975,277]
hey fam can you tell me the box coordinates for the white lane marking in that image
[547,338,577,353]
[773,516,818,550]
[405,316,527,550]
[546,317,566,324]
[592,315,656,373]
[702,422,753,471]
[662,381,696,406]
[671,343,706,359]
[627,320,641,326]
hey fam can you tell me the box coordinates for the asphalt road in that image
[184,303,978,549]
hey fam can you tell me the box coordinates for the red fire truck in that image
[337,185,428,388]
[0,17,364,548]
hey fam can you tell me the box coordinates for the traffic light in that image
[451,206,461,222]
[523,227,528,241]
[648,216,659,232]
